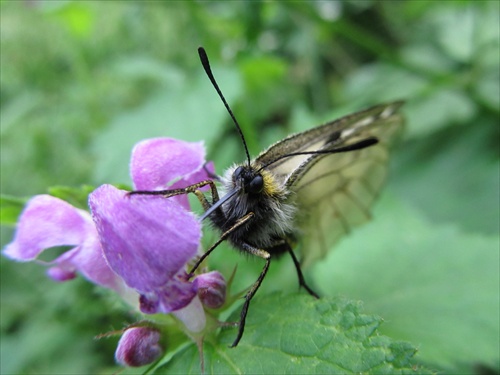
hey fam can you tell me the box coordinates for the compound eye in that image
[233,166,244,181]
[248,175,263,194]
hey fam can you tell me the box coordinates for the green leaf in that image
[426,3,499,66]
[156,294,432,374]
[342,63,428,108]
[404,89,476,138]
[0,195,28,226]
[392,119,499,235]
[237,55,291,154]
[400,44,456,76]
[240,56,287,95]
[474,67,500,111]
[430,6,476,63]
[314,194,500,373]
[52,2,94,38]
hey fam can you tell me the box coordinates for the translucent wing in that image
[256,101,404,267]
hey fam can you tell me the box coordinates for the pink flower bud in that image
[47,266,77,282]
[115,327,163,367]
[194,271,226,309]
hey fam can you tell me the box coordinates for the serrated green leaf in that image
[0,195,28,226]
[155,294,432,374]
[314,194,500,373]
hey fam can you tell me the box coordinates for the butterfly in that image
[131,47,404,347]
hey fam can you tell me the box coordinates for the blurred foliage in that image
[1,1,498,374]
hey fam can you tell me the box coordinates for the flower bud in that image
[47,266,77,282]
[115,327,163,367]
[193,271,226,309]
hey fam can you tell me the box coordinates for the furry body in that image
[211,163,297,253]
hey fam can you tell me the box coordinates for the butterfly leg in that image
[129,179,220,210]
[187,212,254,277]
[285,245,320,299]
[266,240,319,299]
[231,242,271,348]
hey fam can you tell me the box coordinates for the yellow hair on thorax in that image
[259,167,283,197]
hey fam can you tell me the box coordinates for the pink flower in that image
[4,138,223,323]
[89,184,200,313]
[3,194,123,290]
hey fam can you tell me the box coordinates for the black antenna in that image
[198,47,251,167]
[258,137,378,172]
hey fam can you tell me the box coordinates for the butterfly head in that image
[232,165,263,195]
[230,164,284,198]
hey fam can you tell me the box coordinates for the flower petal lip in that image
[139,277,197,314]
[3,194,124,291]
[89,184,201,292]
[130,138,215,211]
[3,195,93,261]
[58,233,125,290]
[130,138,211,191]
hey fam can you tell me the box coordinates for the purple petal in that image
[169,161,215,193]
[193,271,226,309]
[139,275,197,314]
[89,184,201,292]
[3,195,93,261]
[54,234,124,291]
[130,138,210,191]
[2,194,123,291]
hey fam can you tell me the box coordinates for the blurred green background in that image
[1,1,498,374]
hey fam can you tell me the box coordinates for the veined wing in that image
[255,101,404,186]
[266,102,404,267]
